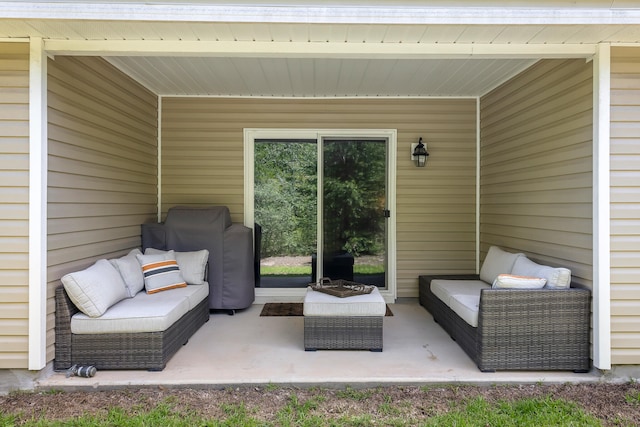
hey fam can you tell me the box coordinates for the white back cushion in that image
[109,248,144,297]
[61,259,129,318]
[479,246,524,284]
[511,256,572,289]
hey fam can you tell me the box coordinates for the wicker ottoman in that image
[303,286,386,351]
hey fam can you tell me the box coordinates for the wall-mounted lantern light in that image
[411,137,429,168]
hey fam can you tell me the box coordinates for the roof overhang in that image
[2,1,640,25]
[1,1,637,97]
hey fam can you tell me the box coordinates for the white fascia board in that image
[45,39,597,59]
[2,3,640,24]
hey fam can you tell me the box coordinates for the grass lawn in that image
[261,265,384,277]
[0,395,601,426]
[3,383,639,426]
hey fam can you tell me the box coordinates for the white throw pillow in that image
[479,246,524,284]
[109,248,144,297]
[144,248,209,285]
[511,256,572,289]
[492,274,547,289]
[61,259,129,318]
[136,251,187,294]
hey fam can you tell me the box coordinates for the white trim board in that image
[592,43,612,371]
[245,128,397,302]
[475,97,481,273]
[45,39,597,59]
[157,96,162,222]
[28,37,48,371]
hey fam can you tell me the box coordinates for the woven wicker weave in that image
[54,286,210,371]
[419,275,591,372]
[304,316,383,351]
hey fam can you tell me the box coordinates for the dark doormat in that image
[260,303,393,317]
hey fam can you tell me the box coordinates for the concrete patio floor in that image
[37,299,602,391]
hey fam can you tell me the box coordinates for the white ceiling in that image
[2,2,640,97]
[105,56,537,97]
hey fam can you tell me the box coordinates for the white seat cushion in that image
[430,279,490,306]
[303,286,386,317]
[448,294,481,327]
[71,287,193,334]
[160,282,209,310]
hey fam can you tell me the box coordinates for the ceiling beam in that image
[44,39,597,59]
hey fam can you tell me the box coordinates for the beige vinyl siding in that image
[480,59,593,286]
[610,47,640,365]
[161,98,477,297]
[47,57,158,363]
[0,43,29,369]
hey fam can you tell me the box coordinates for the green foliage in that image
[260,265,312,276]
[275,393,324,427]
[254,139,386,258]
[0,391,607,427]
[0,413,17,427]
[260,264,383,277]
[423,395,602,427]
[254,141,317,257]
[322,140,386,256]
[625,390,640,404]
[218,402,260,427]
[336,386,374,401]
[378,394,402,417]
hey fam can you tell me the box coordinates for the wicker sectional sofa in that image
[418,247,591,372]
[54,248,210,371]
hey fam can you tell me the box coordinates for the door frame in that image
[244,128,397,303]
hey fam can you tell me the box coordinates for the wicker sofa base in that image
[55,286,210,371]
[304,316,383,351]
[419,275,591,372]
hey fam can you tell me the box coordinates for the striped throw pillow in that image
[136,251,187,294]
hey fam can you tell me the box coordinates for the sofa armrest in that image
[478,287,591,324]
[477,288,591,371]
[419,274,481,282]
[54,286,80,370]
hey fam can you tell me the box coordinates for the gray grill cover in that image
[142,206,254,311]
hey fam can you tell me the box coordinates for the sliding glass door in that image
[321,138,387,287]
[251,131,391,290]
[254,139,317,288]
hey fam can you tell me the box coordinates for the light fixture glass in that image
[412,137,429,167]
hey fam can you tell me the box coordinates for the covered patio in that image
[38,300,599,390]
[3,0,640,380]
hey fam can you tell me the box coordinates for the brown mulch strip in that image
[2,383,640,426]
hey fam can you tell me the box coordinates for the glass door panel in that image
[321,138,387,288]
[254,139,317,288]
